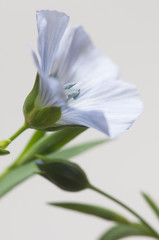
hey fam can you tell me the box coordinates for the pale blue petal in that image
[28,46,40,70]
[36,10,69,75]
[37,75,66,107]
[57,106,109,135]
[33,12,142,137]
[51,26,120,85]
[57,80,143,138]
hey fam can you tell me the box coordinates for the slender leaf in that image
[50,202,130,224]
[99,224,148,240]
[0,148,10,155]
[19,127,87,164]
[0,128,87,198]
[0,162,38,198]
[16,130,45,161]
[46,127,87,153]
[142,192,159,219]
[47,139,107,160]
[44,124,85,131]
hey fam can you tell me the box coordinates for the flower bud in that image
[0,139,11,149]
[36,159,89,192]
[23,74,61,130]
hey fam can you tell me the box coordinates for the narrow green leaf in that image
[0,128,87,198]
[22,130,45,153]
[44,124,86,131]
[142,192,159,219]
[130,223,154,236]
[0,162,38,198]
[46,127,87,154]
[50,202,130,224]
[19,127,87,164]
[47,139,107,160]
[99,224,148,240]
[16,130,46,162]
[0,148,10,155]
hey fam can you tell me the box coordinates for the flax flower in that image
[28,10,143,138]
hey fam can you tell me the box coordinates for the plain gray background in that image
[0,0,159,239]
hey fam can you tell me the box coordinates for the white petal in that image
[36,10,69,75]
[51,26,120,85]
[57,80,143,138]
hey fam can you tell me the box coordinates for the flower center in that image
[64,83,80,101]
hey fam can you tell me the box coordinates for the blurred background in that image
[0,0,159,239]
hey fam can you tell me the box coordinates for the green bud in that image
[0,139,11,149]
[36,159,89,192]
[23,73,61,130]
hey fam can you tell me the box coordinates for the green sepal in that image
[23,73,61,130]
[23,73,40,116]
[36,159,89,192]
[0,148,10,155]
[27,106,61,130]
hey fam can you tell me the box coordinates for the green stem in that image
[0,124,29,179]
[89,184,159,239]
[0,124,28,150]
[9,124,28,141]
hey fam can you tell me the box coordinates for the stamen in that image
[67,90,80,100]
[64,83,77,90]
